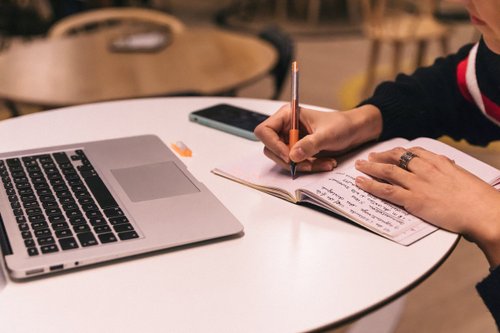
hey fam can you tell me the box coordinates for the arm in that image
[355,146,500,329]
[361,40,500,145]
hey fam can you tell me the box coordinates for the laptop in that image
[0,135,243,279]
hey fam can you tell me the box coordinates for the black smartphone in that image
[189,104,269,141]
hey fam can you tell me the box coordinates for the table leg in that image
[346,296,406,333]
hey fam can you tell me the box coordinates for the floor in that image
[1,2,499,332]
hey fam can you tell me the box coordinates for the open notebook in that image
[213,137,500,246]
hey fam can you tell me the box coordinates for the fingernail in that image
[355,159,366,167]
[355,176,366,186]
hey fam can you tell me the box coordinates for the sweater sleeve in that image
[361,42,500,146]
[476,266,500,330]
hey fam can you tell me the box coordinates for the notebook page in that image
[212,147,333,201]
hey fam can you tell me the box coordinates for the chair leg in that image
[363,39,380,98]
[4,100,20,118]
[275,0,288,20]
[307,0,321,25]
[415,40,428,68]
[391,41,402,79]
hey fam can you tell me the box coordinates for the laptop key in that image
[98,233,117,243]
[118,231,139,241]
[109,216,129,225]
[34,228,51,238]
[94,225,111,234]
[89,217,107,227]
[24,238,35,248]
[55,229,73,238]
[27,247,39,256]
[113,224,134,233]
[53,152,71,164]
[18,223,30,232]
[69,216,86,226]
[16,215,27,223]
[37,236,55,246]
[40,244,58,254]
[83,174,118,209]
[77,232,98,247]
[74,224,90,233]
[103,207,124,218]
[31,221,49,230]
[59,237,79,250]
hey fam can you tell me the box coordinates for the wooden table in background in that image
[0,28,277,108]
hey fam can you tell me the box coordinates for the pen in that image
[289,61,300,179]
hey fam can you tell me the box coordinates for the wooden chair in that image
[47,7,185,38]
[360,0,450,97]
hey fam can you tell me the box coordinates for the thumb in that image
[289,134,321,162]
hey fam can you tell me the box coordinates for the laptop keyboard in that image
[0,149,139,257]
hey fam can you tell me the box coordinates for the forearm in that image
[343,104,383,147]
[467,193,500,269]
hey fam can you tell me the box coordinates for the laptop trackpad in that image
[111,162,199,202]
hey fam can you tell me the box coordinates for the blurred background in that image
[0,1,498,332]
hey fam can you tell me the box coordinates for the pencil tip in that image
[290,162,296,179]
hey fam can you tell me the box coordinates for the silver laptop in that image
[0,135,243,279]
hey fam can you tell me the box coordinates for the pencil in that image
[289,61,299,179]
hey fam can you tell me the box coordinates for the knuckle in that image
[380,183,395,197]
[392,147,406,159]
[409,146,424,154]
[404,196,424,214]
[382,164,398,178]
[437,154,453,164]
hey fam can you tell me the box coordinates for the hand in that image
[354,146,500,268]
[254,104,383,172]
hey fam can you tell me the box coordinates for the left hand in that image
[354,146,500,266]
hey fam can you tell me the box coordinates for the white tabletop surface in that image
[0,97,458,333]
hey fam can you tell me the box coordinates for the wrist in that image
[468,194,500,268]
[345,104,383,146]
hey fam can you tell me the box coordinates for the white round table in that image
[0,97,458,332]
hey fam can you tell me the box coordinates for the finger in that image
[368,147,423,173]
[409,146,457,168]
[355,159,416,188]
[355,176,411,208]
[296,157,337,173]
[289,133,323,163]
[367,147,407,164]
[254,105,291,162]
[263,147,290,170]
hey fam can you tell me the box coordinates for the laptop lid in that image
[0,135,243,279]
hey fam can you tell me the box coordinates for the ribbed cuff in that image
[476,266,500,330]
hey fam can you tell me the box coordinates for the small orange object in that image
[171,141,192,157]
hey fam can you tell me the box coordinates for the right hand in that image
[254,104,383,172]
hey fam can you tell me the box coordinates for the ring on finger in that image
[398,151,418,171]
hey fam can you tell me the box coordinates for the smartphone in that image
[189,104,269,141]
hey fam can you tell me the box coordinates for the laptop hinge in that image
[0,213,13,256]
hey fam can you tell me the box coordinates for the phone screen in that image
[189,104,269,140]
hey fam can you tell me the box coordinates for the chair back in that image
[360,0,441,40]
[48,7,185,38]
[258,26,294,100]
